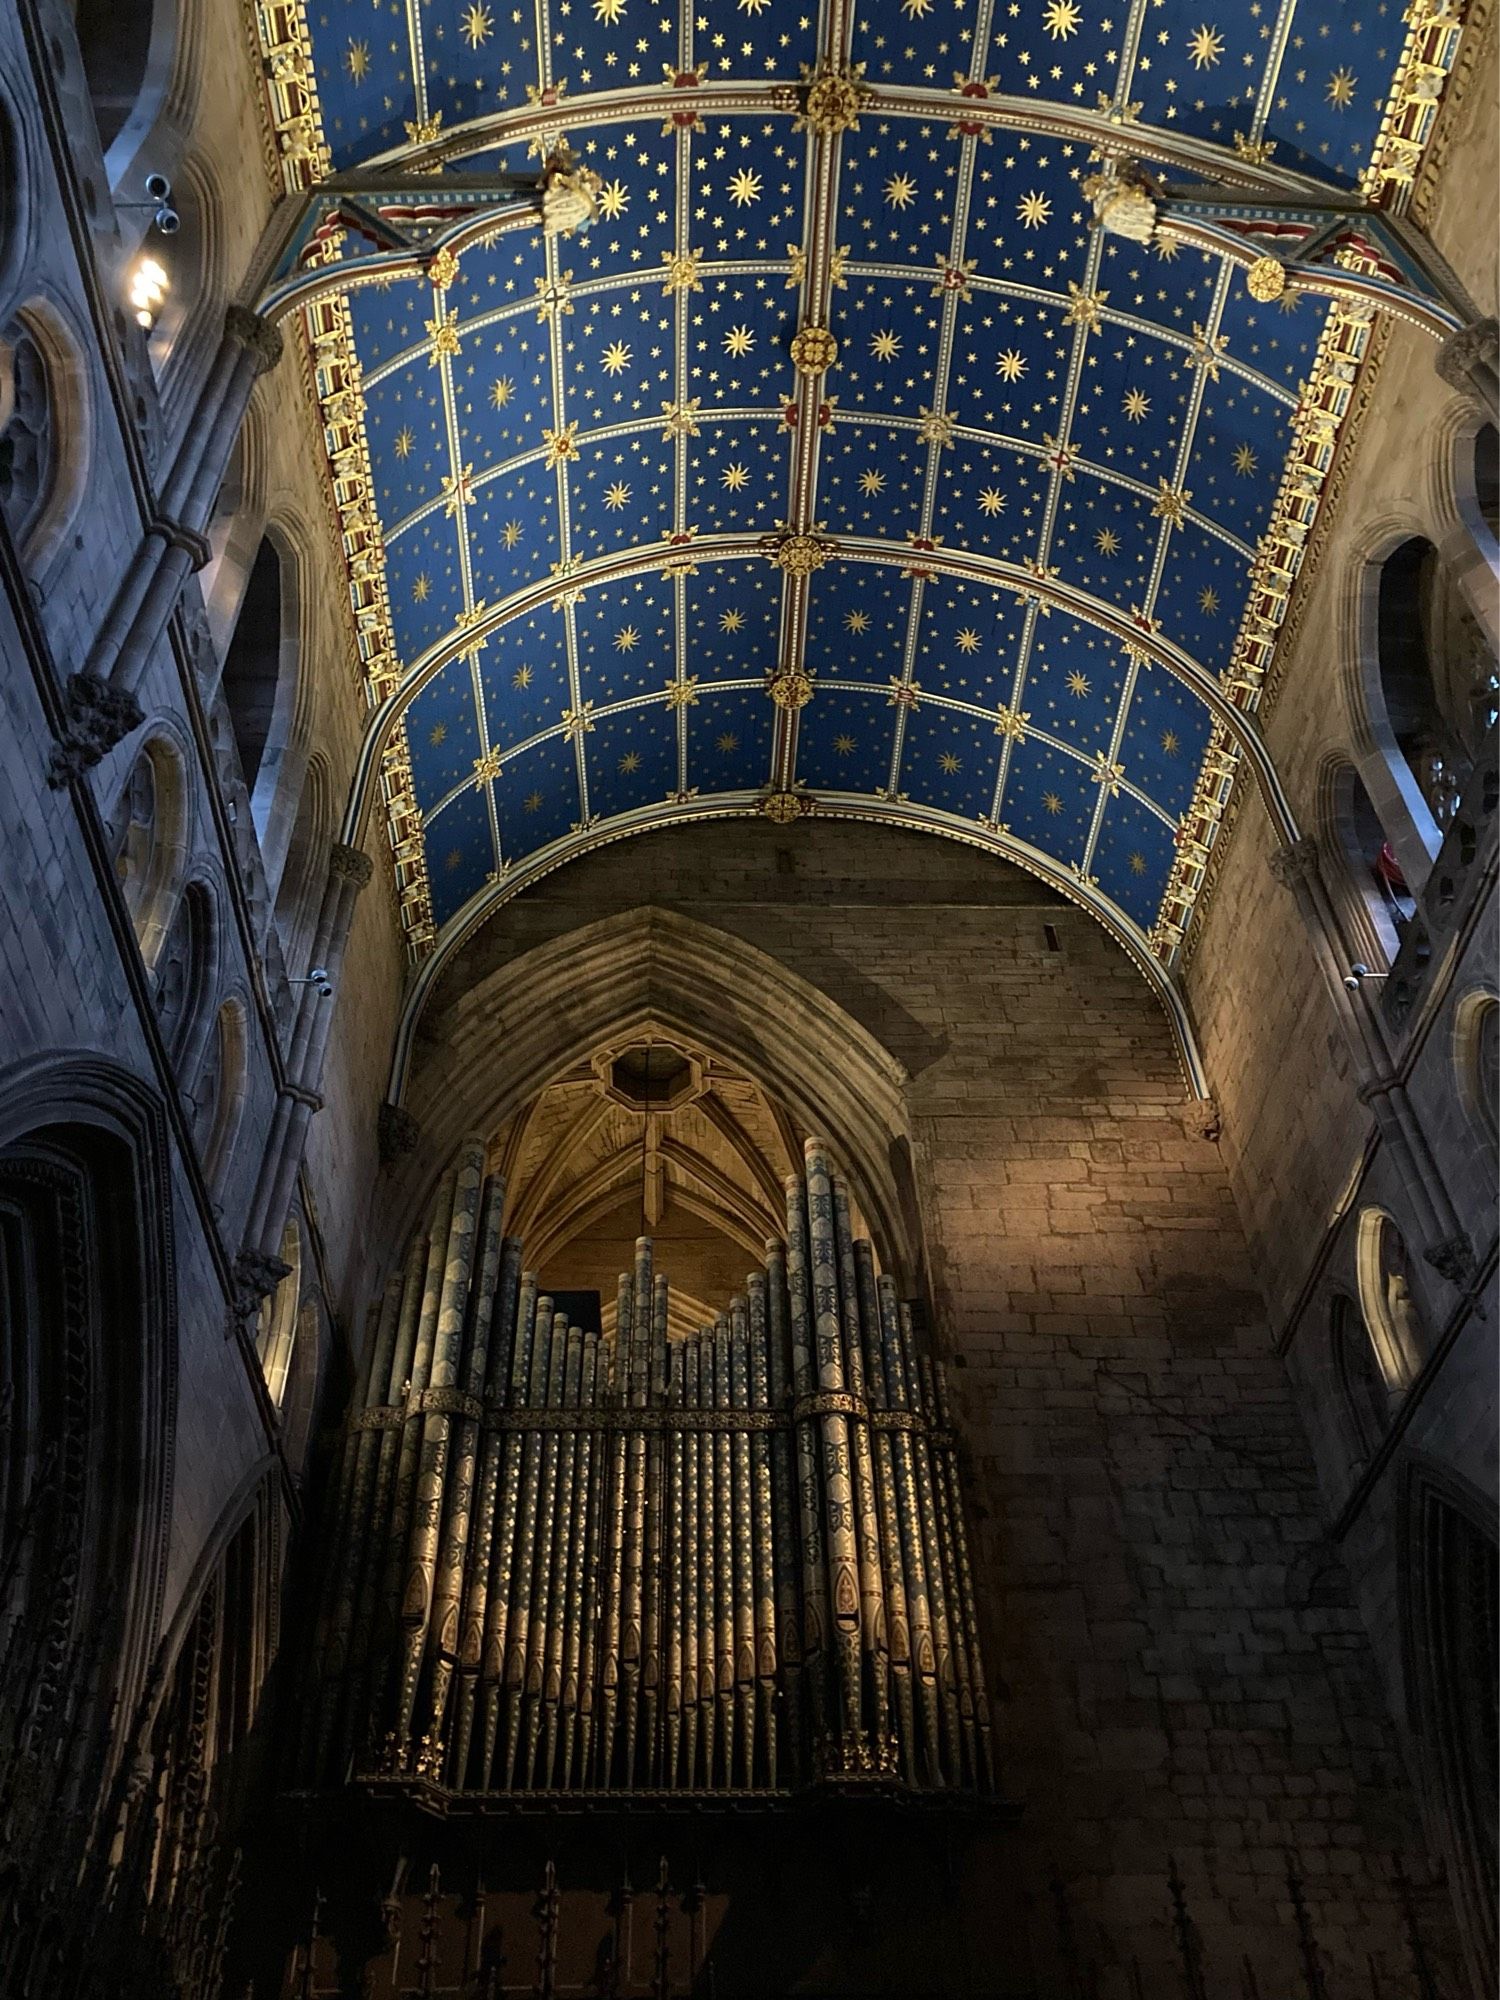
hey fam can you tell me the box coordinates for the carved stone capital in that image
[224,303,285,377]
[1182,1095,1221,1143]
[45,673,145,787]
[1355,1072,1399,1109]
[378,1102,421,1165]
[231,1248,292,1318]
[1435,316,1498,411]
[329,841,375,891]
[146,514,214,570]
[1267,836,1320,889]
[1422,1233,1475,1286]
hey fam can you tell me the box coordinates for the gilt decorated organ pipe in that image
[303,1139,994,1797]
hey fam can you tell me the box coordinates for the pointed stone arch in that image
[389,904,926,1291]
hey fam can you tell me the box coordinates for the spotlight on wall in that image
[120,173,181,236]
[290,966,335,1000]
[129,256,170,330]
[1342,963,1391,991]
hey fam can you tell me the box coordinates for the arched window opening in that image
[1455,991,1499,1152]
[1377,537,1496,828]
[274,757,329,971]
[1476,422,1499,543]
[220,536,286,806]
[72,0,156,155]
[153,881,212,1069]
[190,998,247,1191]
[0,316,52,551]
[255,1218,301,1408]
[109,737,187,972]
[1330,1292,1390,1469]
[1336,763,1413,954]
[1354,1208,1426,1392]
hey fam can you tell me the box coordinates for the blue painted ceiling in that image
[285,0,1412,951]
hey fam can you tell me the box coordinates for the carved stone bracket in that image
[330,841,375,891]
[223,302,286,377]
[1422,1232,1476,1286]
[1435,315,1498,415]
[1267,836,1320,890]
[45,672,145,787]
[1182,1096,1222,1143]
[378,1101,420,1165]
[231,1247,293,1319]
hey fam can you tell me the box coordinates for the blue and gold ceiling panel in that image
[1019,620,1131,759]
[686,686,774,794]
[992,733,1097,864]
[1116,660,1214,820]
[821,421,927,541]
[796,688,898,797]
[684,565,779,681]
[474,606,571,740]
[1088,783,1183,930]
[425,775,499,926]
[688,419,785,536]
[804,563,910,683]
[405,662,486,814]
[585,700,680,818]
[493,733,581,859]
[275,0,1448,972]
[899,703,1007,823]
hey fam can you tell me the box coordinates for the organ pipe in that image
[305,1139,995,1799]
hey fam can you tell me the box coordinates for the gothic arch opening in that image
[109,732,188,973]
[220,533,296,834]
[1375,537,1495,843]
[1354,1207,1426,1392]
[392,904,922,1294]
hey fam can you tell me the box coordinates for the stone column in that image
[1435,315,1499,419]
[49,305,285,785]
[1268,838,1472,1282]
[235,842,374,1313]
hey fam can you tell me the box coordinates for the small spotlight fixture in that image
[129,256,170,329]
[1342,963,1391,991]
[120,172,181,235]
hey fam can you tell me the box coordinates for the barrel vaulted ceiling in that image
[252,0,1455,970]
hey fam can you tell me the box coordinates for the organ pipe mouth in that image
[301,1138,995,1803]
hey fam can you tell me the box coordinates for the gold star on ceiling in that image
[1161,730,1180,755]
[428,722,447,747]
[1198,586,1220,614]
[1043,792,1063,815]
[716,732,739,753]
[412,573,431,602]
[593,0,626,22]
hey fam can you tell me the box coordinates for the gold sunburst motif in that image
[1123,388,1150,422]
[618,750,641,773]
[795,59,870,136]
[997,349,1027,382]
[615,626,639,651]
[1326,67,1357,107]
[767,668,814,710]
[1187,23,1223,68]
[513,665,533,689]
[725,325,755,358]
[845,609,870,633]
[1198,586,1220,614]
[994,703,1029,741]
[885,173,918,210]
[1161,729,1180,755]
[859,469,886,497]
[1127,851,1148,876]
[523,789,543,812]
[661,248,704,294]
[345,38,371,81]
[594,0,626,22]
[871,329,901,362]
[790,323,839,375]
[1246,256,1286,303]
[955,627,981,653]
[490,377,514,409]
[602,340,632,375]
[412,573,431,602]
[1095,527,1119,556]
[938,751,962,774]
[722,463,749,490]
[727,168,762,207]
[719,609,744,633]
[604,482,631,511]
[394,426,414,460]
[599,179,628,220]
[461,3,493,46]
[503,520,523,548]
[1018,191,1051,229]
[428,722,447,746]
[834,733,856,755]
[1043,0,1081,36]
[1066,671,1091,697]
[978,487,1005,516]
[1233,443,1258,476]
[1042,791,1063,815]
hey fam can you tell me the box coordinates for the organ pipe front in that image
[302,1139,995,1801]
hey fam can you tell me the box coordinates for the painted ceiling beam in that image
[337,531,1297,858]
[353,80,1353,204]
